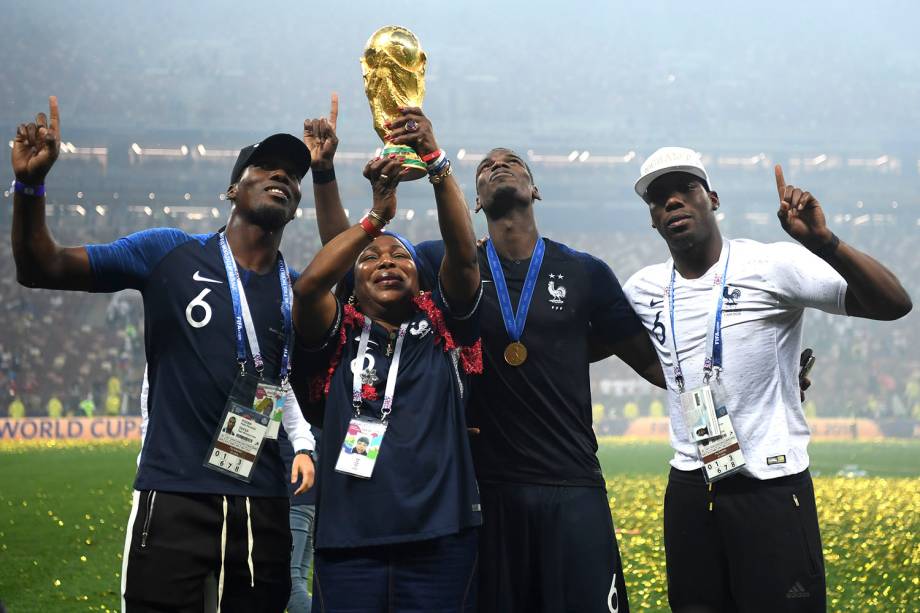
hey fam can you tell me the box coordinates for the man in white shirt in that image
[623,147,911,613]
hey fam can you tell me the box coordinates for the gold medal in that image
[504,341,528,366]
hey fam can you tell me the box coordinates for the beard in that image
[244,201,293,231]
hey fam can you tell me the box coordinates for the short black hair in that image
[475,148,535,184]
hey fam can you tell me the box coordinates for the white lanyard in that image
[664,241,731,392]
[352,318,409,421]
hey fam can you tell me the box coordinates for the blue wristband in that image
[12,180,45,197]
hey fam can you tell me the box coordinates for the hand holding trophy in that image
[361,26,428,180]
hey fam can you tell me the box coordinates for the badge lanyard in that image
[664,241,731,392]
[218,232,293,382]
[352,317,409,421]
[485,237,545,345]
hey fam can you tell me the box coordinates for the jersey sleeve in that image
[432,275,482,347]
[584,254,646,343]
[85,227,196,292]
[414,239,446,291]
[764,242,848,314]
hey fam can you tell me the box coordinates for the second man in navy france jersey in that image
[11,96,317,612]
[288,109,484,612]
[305,99,666,613]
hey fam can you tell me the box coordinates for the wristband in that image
[12,180,45,197]
[812,233,840,259]
[311,167,336,185]
[421,149,442,164]
[360,215,383,238]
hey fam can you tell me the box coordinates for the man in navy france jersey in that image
[11,96,317,613]
[623,147,912,613]
[302,99,665,613]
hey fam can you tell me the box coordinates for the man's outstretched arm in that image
[303,93,350,245]
[11,95,93,290]
[774,165,911,321]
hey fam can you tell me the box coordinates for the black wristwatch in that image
[295,449,317,463]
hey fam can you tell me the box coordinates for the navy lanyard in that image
[218,232,293,381]
[485,237,545,343]
[666,241,731,391]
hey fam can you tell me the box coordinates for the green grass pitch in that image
[0,440,917,611]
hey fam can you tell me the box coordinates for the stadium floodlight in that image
[148,192,155,200]
[76,191,84,199]
[131,143,143,155]
[95,205,106,216]
[567,150,579,162]
[8,140,12,148]
[579,151,590,162]
[457,148,466,160]
[184,193,191,201]
[197,144,207,156]
[211,208,220,218]
[74,205,85,216]
[143,207,152,216]
[163,206,171,214]
[406,209,415,220]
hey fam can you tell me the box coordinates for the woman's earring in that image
[347,294,357,306]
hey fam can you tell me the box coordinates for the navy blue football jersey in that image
[87,228,297,497]
[415,238,644,487]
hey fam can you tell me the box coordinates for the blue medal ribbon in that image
[485,237,545,344]
[218,232,293,381]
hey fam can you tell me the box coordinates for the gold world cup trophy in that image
[361,26,428,180]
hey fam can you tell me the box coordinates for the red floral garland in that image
[307,293,483,401]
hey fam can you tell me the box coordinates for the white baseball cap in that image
[634,146,711,200]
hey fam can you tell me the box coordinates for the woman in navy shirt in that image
[290,109,482,612]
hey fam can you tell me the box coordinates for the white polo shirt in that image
[624,238,848,479]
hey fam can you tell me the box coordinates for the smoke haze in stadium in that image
[1,0,918,425]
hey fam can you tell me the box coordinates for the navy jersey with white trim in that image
[416,238,643,487]
[87,228,297,497]
[292,285,482,549]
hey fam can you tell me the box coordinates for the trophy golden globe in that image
[361,25,428,180]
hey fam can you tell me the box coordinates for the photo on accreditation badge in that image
[341,422,383,459]
[335,420,386,478]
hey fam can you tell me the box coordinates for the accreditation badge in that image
[204,370,272,481]
[680,385,722,442]
[334,416,388,479]
[253,381,285,440]
[696,378,746,483]
[205,400,270,482]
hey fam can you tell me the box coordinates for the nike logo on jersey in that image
[193,271,223,284]
[649,299,663,308]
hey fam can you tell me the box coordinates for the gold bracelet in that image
[367,210,389,227]
[428,161,453,185]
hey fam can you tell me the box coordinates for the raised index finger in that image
[49,96,60,134]
[328,92,339,130]
[774,164,786,200]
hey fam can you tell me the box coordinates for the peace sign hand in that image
[12,96,61,185]
[303,93,339,170]
[774,164,834,251]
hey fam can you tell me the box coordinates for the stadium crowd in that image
[3,167,917,423]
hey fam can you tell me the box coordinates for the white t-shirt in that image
[623,238,848,479]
